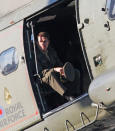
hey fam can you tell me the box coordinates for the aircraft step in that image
[65,104,99,131]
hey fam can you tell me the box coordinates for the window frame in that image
[0,47,19,76]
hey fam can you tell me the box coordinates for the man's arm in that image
[52,48,64,76]
[50,46,63,67]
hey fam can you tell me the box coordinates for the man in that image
[36,32,80,101]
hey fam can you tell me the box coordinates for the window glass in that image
[106,0,115,20]
[0,47,19,75]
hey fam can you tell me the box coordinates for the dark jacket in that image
[37,45,63,78]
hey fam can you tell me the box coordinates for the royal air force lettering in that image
[0,102,26,128]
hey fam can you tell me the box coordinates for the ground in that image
[79,115,115,131]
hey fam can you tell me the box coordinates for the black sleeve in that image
[52,48,63,67]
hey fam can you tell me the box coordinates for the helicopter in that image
[0,0,115,130]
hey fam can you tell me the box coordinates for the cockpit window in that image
[0,47,19,75]
[106,0,115,20]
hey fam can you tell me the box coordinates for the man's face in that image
[38,36,49,51]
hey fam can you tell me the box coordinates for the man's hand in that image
[54,67,64,76]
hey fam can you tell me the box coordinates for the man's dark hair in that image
[38,32,50,40]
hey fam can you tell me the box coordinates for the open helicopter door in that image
[0,21,40,131]
[76,0,115,107]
